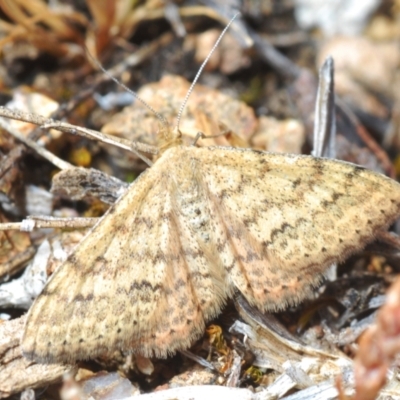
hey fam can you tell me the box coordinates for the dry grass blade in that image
[313,57,336,158]
[0,0,85,56]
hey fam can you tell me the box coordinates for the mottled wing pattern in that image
[22,154,228,362]
[188,146,400,311]
[22,144,400,362]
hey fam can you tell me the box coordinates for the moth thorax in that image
[156,125,183,158]
[177,180,211,242]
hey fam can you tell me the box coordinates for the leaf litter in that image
[0,1,396,398]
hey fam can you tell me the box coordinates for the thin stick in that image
[0,117,72,170]
[376,230,400,250]
[0,217,98,232]
[0,107,158,166]
[248,27,300,80]
[179,350,216,371]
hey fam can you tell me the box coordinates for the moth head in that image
[157,125,183,156]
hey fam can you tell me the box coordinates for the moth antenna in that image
[85,48,169,133]
[174,12,241,132]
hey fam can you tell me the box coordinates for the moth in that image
[21,140,400,362]
[8,15,400,364]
